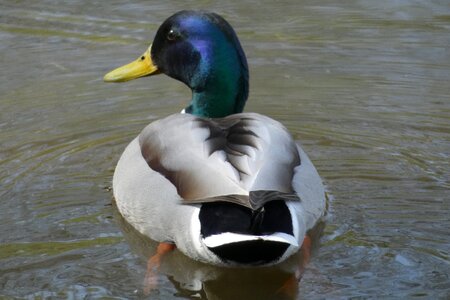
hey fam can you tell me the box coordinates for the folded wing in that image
[139,113,301,203]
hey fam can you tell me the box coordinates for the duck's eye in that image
[167,29,179,41]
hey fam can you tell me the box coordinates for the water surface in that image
[1,0,449,298]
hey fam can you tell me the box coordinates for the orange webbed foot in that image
[143,242,176,294]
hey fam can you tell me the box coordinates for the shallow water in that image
[1,0,449,299]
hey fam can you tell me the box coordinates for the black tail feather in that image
[199,200,293,239]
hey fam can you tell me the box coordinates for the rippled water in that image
[1,1,449,299]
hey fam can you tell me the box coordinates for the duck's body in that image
[105,10,325,266]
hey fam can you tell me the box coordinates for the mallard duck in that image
[104,10,325,266]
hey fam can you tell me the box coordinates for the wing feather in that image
[139,113,301,202]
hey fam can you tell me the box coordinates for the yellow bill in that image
[104,45,160,82]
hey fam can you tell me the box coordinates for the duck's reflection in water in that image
[114,205,324,299]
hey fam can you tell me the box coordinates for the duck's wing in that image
[139,113,301,205]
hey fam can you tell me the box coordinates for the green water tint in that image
[0,237,123,260]
[61,212,104,225]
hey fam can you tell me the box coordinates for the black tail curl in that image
[199,200,294,264]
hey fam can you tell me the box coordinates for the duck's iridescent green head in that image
[105,11,249,118]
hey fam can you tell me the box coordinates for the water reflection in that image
[115,205,325,299]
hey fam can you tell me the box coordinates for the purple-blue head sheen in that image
[150,11,249,118]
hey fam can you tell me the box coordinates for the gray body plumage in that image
[113,112,326,265]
